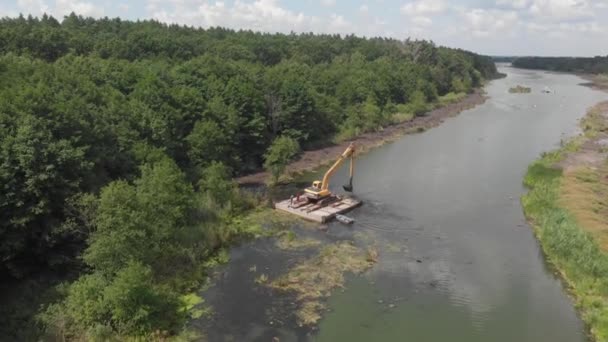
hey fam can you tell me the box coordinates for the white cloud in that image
[529,0,593,21]
[17,0,49,16]
[320,0,335,7]
[526,22,549,32]
[595,2,608,9]
[15,0,104,17]
[556,20,604,34]
[496,0,530,9]
[463,8,519,37]
[328,13,353,31]
[495,0,597,20]
[412,15,432,26]
[150,0,304,32]
[55,0,104,17]
[577,21,603,33]
[148,0,360,35]
[118,3,129,12]
[356,5,391,37]
[401,0,447,16]
[0,3,18,17]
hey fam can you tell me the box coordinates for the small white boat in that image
[542,86,552,93]
[335,214,355,224]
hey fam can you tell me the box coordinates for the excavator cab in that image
[311,181,322,190]
[305,181,331,201]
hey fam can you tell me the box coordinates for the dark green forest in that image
[491,56,517,63]
[0,13,498,340]
[513,56,608,74]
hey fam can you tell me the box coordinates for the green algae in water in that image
[269,241,375,326]
[509,85,532,93]
[275,232,321,251]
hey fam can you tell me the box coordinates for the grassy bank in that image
[522,103,608,341]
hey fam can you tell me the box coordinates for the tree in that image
[409,90,429,116]
[46,261,180,339]
[102,262,180,335]
[0,114,90,277]
[198,161,237,208]
[186,119,229,169]
[42,156,199,338]
[451,78,467,93]
[264,136,300,183]
[84,156,195,276]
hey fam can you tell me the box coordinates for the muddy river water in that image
[194,66,608,341]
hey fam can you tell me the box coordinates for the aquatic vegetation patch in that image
[179,293,210,320]
[254,273,269,285]
[353,230,376,244]
[238,208,313,235]
[386,242,404,253]
[269,241,376,326]
[275,230,322,251]
[366,246,379,263]
[509,85,532,93]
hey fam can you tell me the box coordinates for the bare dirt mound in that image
[558,102,608,173]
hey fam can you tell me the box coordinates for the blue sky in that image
[1,0,607,56]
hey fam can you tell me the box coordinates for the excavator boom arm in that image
[321,143,355,190]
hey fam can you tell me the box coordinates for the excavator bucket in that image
[343,178,353,192]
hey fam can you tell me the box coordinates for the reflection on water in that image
[197,67,608,342]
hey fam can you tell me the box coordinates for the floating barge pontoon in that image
[274,196,362,223]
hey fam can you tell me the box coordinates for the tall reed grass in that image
[523,152,608,341]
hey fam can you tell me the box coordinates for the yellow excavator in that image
[304,143,356,201]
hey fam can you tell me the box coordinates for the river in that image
[194,66,608,341]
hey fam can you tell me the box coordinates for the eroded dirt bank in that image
[237,89,487,185]
[581,74,608,92]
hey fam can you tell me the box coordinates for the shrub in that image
[409,90,429,116]
[264,136,300,183]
